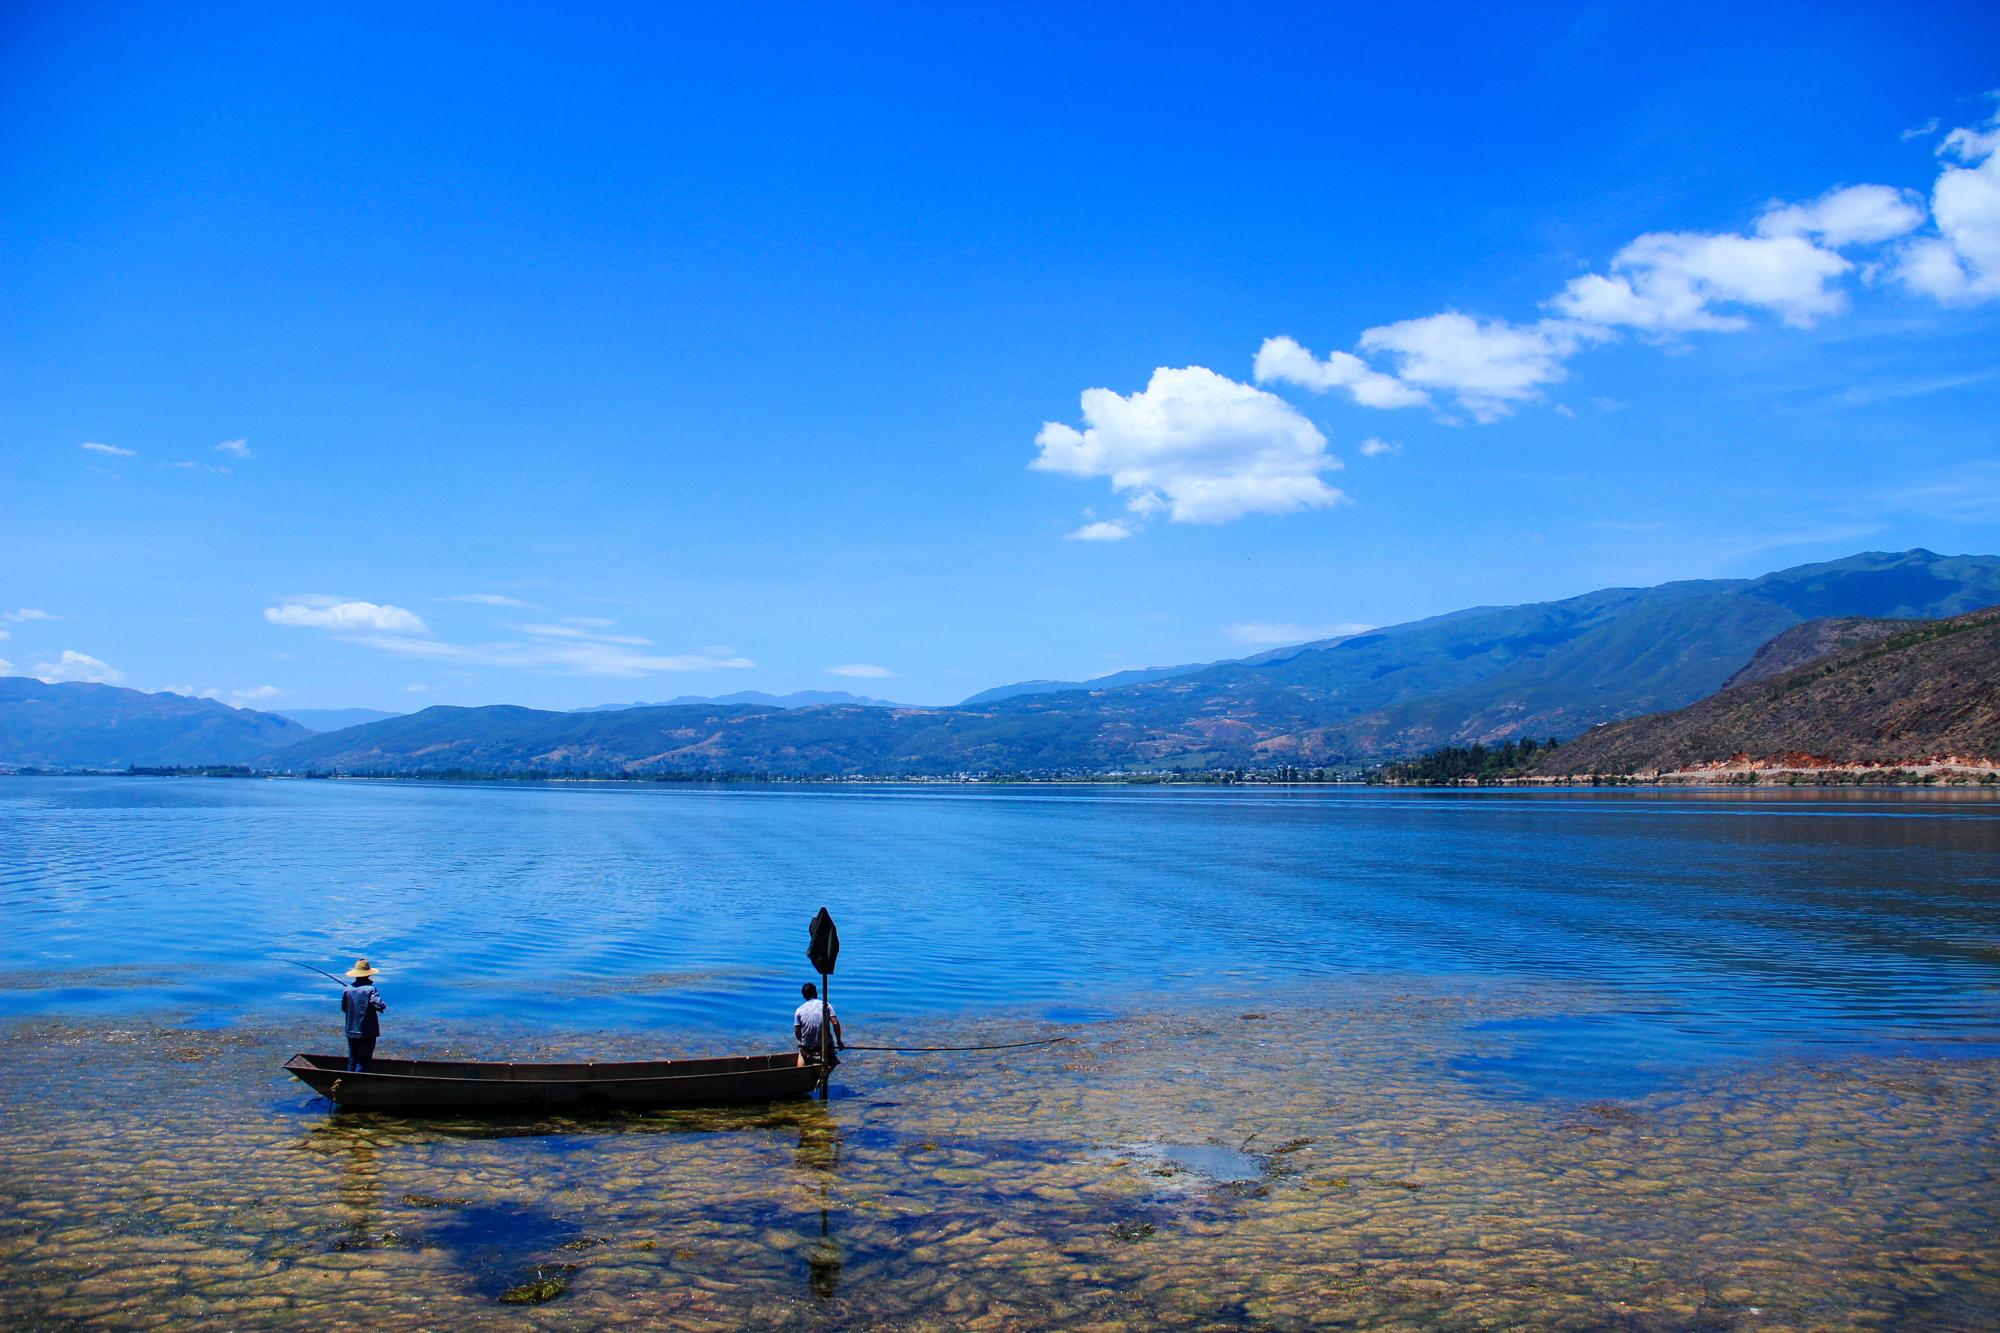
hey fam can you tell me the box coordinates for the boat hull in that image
[283,1051,823,1110]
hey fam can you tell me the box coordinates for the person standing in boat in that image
[341,959,387,1072]
[794,982,844,1064]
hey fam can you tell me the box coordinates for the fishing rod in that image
[284,953,1059,1053]
[840,1037,1072,1052]
[286,960,351,988]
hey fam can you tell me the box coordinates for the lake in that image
[4,777,1999,1328]
[5,777,1997,1087]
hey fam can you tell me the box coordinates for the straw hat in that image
[344,958,381,979]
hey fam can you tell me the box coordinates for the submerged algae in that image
[498,1265,574,1304]
[1,985,1998,1329]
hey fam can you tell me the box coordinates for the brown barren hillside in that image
[1716,615,1919,689]
[1528,606,2000,778]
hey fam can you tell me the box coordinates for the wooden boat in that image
[283,1051,823,1111]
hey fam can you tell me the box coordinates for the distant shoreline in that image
[1514,757,2000,787]
[4,766,1997,789]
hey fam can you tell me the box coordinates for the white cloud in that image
[443,593,538,608]
[1900,236,1973,299]
[1898,107,2000,303]
[1357,314,1595,420]
[165,683,285,706]
[1553,232,1850,334]
[350,632,753,678]
[1047,99,1998,483]
[1832,370,1995,406]
[1886,459,2000,521]
[34,650,123,684]
[1357,437,1401,458]
[1224,621,1375,646]
[6,609,58,624]
[1066,520,1135,541]
[1247,187,1910,435]
[79,441,135,457]
[1252,336,1429,408]
[214,438,253,459]
[170,460,232,474]
[828,663,896,678]
[1033,366,1346,524]
[0,629,9,641]
[1250,192,1913,430]
[345,635,483,662]
[265,600,431,634]
[1756,184,1924,248]
[1902,117,1940,142]
[0,658,12,675]
[518,623,652,645]
[405,683,432,693]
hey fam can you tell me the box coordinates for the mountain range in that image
[6,549,1998,776]
[899,547,2000,771]
[958,662,1216,706]
[575,690,906,712]
[0,679,311,768]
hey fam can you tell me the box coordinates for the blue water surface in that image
[3,777,1997,1090]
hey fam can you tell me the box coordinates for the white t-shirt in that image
[794,998,837,1046]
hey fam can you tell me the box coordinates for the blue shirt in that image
[342,983,386,1039]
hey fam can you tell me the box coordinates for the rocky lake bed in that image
[5,983,1997,1331]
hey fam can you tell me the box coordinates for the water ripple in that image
[2,778,1996,1081]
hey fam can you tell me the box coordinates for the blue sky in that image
[4,2,1998,710]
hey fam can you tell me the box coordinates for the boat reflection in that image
[795,1112,844,1298]
[331,1128,383,1253]
[310,1097,835,1138]
[296,1100,851,1300]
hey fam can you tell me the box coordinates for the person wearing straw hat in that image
[340,959,388,1072]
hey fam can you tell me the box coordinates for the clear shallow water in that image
[6,777,2000,1328]
[7,1003,2000,1329]
[3,777,1998,1091]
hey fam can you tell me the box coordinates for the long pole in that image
[287,960,349,988]
[818,970,832,1099]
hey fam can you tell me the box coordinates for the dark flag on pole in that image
[807,907,840,1097]
[807,907,840,975]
